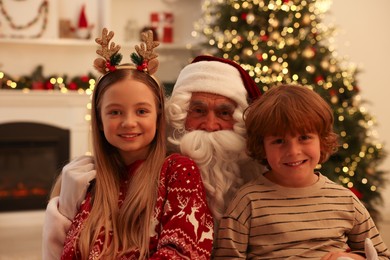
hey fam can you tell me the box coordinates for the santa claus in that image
[165,55,264,220]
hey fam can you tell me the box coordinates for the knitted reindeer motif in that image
[186,202,201,240]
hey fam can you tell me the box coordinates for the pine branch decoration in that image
[130,52,143,65]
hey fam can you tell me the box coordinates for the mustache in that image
[179,130,246,165]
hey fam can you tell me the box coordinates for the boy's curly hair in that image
[244,84,339,166]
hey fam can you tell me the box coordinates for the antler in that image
[135,30,159,61]
[93,28,160,75]
[95,28,121,61]
[94,28,122,74]
[133,30,160,74]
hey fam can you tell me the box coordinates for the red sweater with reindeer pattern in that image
[61,153,213,259]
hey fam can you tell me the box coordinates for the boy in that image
[213,84,390,259]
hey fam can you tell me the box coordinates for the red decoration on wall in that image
[78,5,88,28]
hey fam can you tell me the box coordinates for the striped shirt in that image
[214,173,390,259]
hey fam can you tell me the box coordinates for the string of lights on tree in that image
[193,0,387,221]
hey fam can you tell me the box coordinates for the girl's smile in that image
[100,78,157,165]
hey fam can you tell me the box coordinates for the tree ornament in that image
[315,75,324,83]
[246,13,255,25]
[350,187,363,200]
[258,34,266,43]
[256,52,263,62]
[302,46,315,59]
[302,14,311,25]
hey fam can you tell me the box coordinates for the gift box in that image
[149,11,174,43]
[163,12,173,43]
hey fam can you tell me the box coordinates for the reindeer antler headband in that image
[93,28,160,75]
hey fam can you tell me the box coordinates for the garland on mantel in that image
[0,65,97,92]
[0,0,49,38]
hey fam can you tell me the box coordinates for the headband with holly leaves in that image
[93,28,160,76]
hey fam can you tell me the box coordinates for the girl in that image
[57,29,213,259]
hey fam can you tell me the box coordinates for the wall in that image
[325,0,390,245]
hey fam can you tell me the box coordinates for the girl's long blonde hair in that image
[78,68,166,259]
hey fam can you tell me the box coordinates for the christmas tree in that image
[194,0,387,222]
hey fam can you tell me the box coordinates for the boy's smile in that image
[263,133,321,187]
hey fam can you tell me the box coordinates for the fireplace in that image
[0,122,70,211]
[0,90,91,212]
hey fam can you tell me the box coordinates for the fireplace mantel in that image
[0,90,91,158]
[0,90,92,239]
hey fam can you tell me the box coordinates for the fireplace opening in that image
[0,122,69,212]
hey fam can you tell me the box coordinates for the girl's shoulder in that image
[164,153,197,167]
[161,153,201,181]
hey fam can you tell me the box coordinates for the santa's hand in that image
[59,155,96,220]
[365,238,378,260]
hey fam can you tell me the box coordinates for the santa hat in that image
[172,55,261,108]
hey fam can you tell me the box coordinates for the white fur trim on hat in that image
[172,60,249,108]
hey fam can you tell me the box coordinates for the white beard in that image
[165,91,264,221]
[170,129,248,220]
